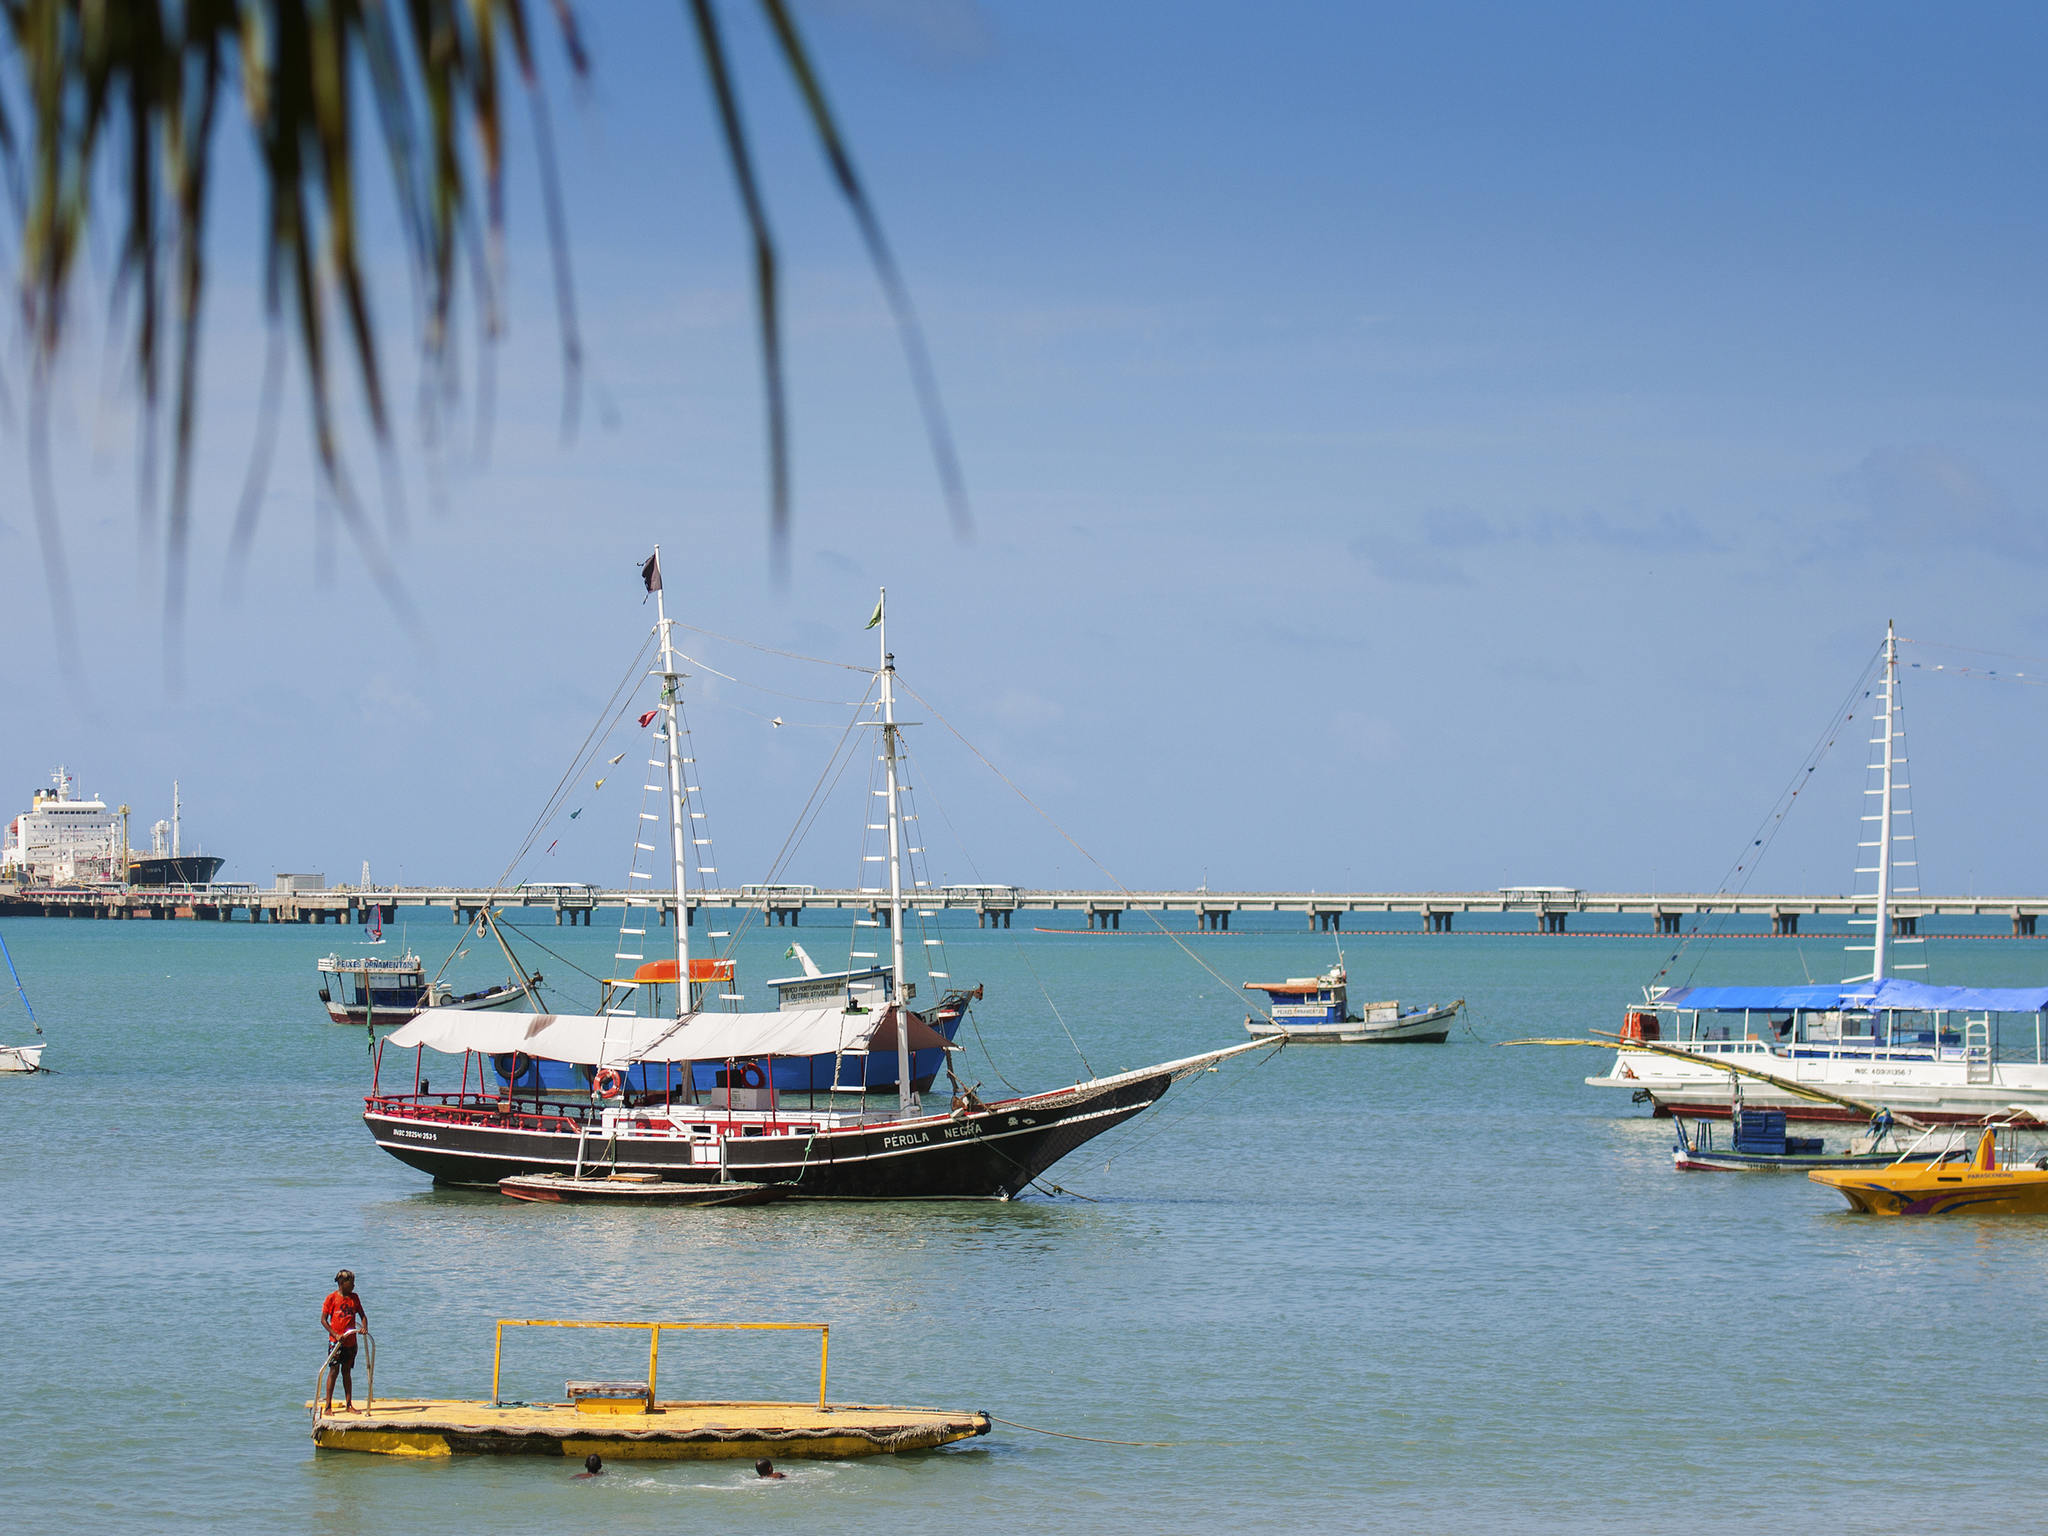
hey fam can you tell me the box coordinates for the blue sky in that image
[2,1,2045,895]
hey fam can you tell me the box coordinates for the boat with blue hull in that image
[486,954,970,1097]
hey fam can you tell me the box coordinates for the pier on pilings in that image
[4,883,2048,936]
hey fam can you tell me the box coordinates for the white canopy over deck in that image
[384,1004,951,1068]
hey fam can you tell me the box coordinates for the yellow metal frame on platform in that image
[490,1319,831,1410]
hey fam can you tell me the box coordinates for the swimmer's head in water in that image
[585,1454,602,1474]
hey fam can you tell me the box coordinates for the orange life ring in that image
[737,1061,766,1090]
[593,1067,624,1098]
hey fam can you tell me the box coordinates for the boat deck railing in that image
[367,1091,934,1134]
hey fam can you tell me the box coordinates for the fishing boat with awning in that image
[1590,978,2048,1125]
[361,557,1273,1198]
[1589,624,2048,1125]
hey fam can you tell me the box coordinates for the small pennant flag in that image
[641,552,662,595]
[784,945,797,960]
[608,752,625,765]
[771,716,783,728]
[570,808,583,819]
[865,593,884,630]
[594,777,607,790]
[545,839,557,855]
[638,710,659,728]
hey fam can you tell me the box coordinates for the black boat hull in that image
[127,855,227,887]
[364,1070,1171,1200]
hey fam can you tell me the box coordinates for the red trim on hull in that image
[1664,1101,2042,1128]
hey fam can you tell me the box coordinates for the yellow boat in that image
[1809,1125,2048,1216]
[309,1318,990,1460]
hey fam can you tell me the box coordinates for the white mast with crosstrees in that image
[1848,620,1921,984]
[1870,622,1898,982]
[876,589,915,1113]
[650,549,692,1018]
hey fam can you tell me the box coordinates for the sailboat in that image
[361,557,1272,1197]
[0,925,45,1073]
[1587,623,2048,1125]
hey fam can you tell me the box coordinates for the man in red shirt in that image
[320,1269,369,1414]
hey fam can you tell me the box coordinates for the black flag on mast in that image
[641,552,662,596]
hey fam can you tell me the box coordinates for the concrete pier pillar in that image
[2016,913,2037,938]
[1893,914,1918,937]
[1541,912,1567,935]
[1654,910,1682,936]
[1772,911,1799,937]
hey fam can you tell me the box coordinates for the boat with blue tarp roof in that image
[1592,624,2048,1125]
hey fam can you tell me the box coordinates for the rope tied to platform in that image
[984,1413,1180,1447]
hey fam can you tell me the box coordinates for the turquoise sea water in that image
[5,916,2048,1534]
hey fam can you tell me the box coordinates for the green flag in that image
[784,945,797,960]
[865,594,883,630]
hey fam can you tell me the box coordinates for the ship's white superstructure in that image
[1,768,124,885]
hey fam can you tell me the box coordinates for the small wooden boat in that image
[498,1173,790,1206]
[309,1316,991,1460]
[1810,1119,2048,1215]
[1673,1105,1957,1172]
[1244,964,1462,1043]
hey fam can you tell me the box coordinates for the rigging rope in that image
[904,747,1065,1087]
[1655,643,1884,993]
[713,682,877,962]
[672,649,870,707]
[431,631,655,986]
[1087,1039,1283,1174]
[896,677,1279,1027]
[672,621,869,672]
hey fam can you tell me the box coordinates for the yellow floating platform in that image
[307,1317,989,1460]
[310,1397,990,1459]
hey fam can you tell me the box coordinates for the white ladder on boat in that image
[1965,1014,1993,1085]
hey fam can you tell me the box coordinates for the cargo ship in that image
[126,781,226,887]
[0,771,225,888]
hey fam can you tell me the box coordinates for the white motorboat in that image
[1590,623,2048,1125]
[1244,962,1463,1043]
